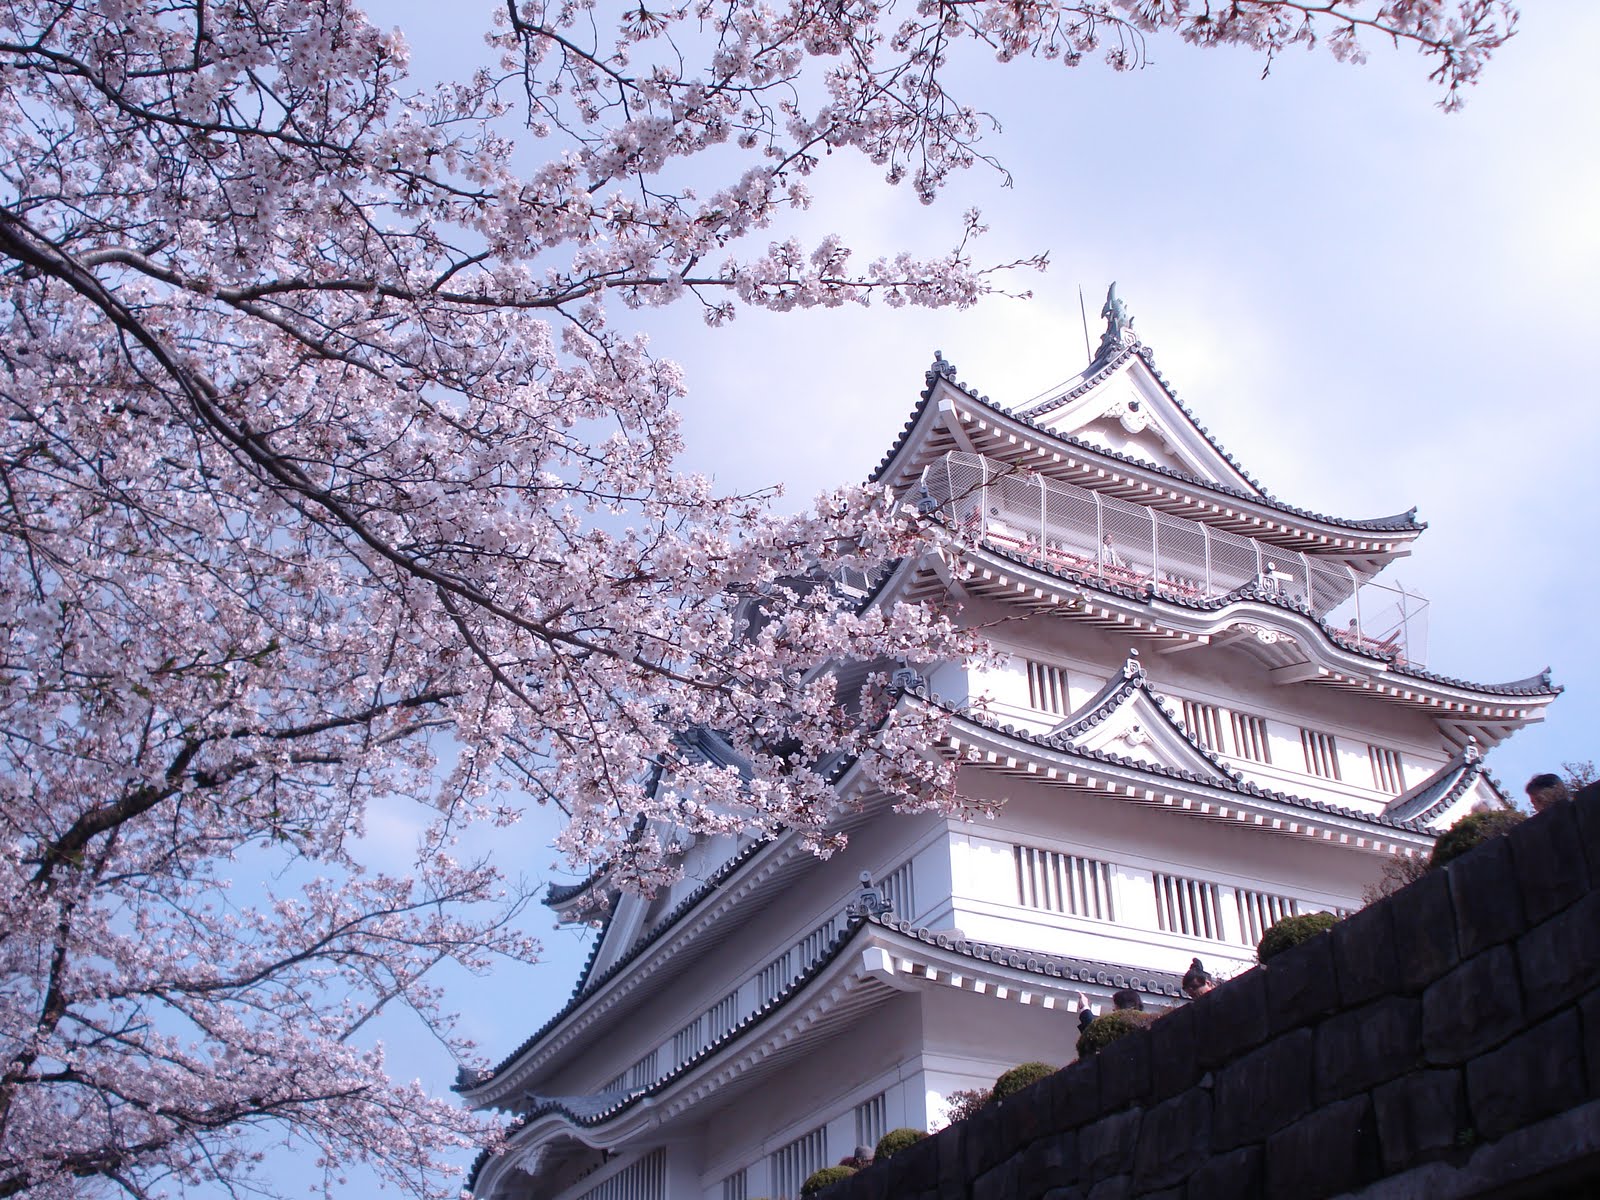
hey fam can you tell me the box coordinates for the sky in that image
[261,0,1600,1192]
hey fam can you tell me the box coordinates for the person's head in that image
[1102,533,1113,545]
[1525,773,1569,813]
[1182,957,1215,999]
[1111,988,1143,1011]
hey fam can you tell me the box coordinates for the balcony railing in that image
[917,451,1428,666]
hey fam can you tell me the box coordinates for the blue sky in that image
[288,0,1600,1190]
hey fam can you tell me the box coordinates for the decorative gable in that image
[1043,652,1238,786]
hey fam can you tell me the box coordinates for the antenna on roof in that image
[1078,285,1092,363]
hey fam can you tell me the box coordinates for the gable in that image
[1043,663,1237,786]
[1021,353,1261,496]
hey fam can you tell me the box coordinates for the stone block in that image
[1147,1001,1199,1101]
[1263,1094,1380,1200]
[1447,836,1524,958]
[1575,782,1600,884]
[1016,1133,1076,1195]
[1371,1068,1465,1172]
[1194,967,1269,1069]
[1213,1028,1313,1149]
[1314,996,1422,1104]
[1392,867,1459,994]
[1097,1022,1152,1113]
[1586,990,1600,1102]
[1331,899,1399,1007]
[885,1134,940,1195]
[1048,1056,1103,1132]
[1466,1008,1587,1141]
[1077,1108,1142,1180]
[1041,1189,1085,1200]
[1085,1177,1129,1200]
[1263,926,1339,1034]
[962,1097,1006,1181]
[937,1120,968,1200]
[1186,1145,1263,1200]
[971,1156,1018,1200]
[1516,888,1600,1021]
[991,1085,1047,1163]
[1422,944,1523,1064]
[1507,801,1591,924]
[1130,1089,1212,1192]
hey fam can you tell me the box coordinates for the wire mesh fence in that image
[917,451,1428,665]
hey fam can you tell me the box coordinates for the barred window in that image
[1235,889,1301,946]
[1181,699,1228,753]
[576,1149,666,1200]
[1369,745,1404,793]
[1153,873,1226,941]
[757,950,792,1003]
[880,859,915,922]
[706,989,740,1040]
[1301,729,1341,779]
[796,917,838,965]
[1014,844,1115,921]
[1230,712,1272,763]
[626,1049,658,1091]
[769,1126,828,1200]
[672,1015,704,1065]
[720,1169,748,1200]
[853,1093,887,1151]
[1026,660,1071,715]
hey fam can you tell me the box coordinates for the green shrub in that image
[873,1127,927,1161]
[1428,809,1525,870]
[991,1060,1057,1099]
[1074,1010,1156,1058]
[1257,911,1339,963]
[800,1166,856,1195]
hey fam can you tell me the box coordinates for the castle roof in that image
[872,341,1425,557]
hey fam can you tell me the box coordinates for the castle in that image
[459,292,1559,1200]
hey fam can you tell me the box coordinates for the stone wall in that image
[819,786,1600,1200]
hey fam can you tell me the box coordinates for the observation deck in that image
[917,451,1429,666]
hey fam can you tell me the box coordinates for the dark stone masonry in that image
[820,785,1600,1199]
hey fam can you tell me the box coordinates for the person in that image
[1525,773,1569,813]
[1071,990,1095,1034]
[1181,957,1215,999]
[1099,533,1125,569]
[1111,987,1143,1012]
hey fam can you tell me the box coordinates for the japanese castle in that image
[460,291,1560,1200]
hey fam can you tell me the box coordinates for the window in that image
[757,950,792,1003]
[626,1049,658,1091]
[600,1070,627,1095]
[797,917,838,965]
[720,1170,748,1200]
[672,1015,704,1065]
[1301,729,1341,779]
[1153,873,1225,941]
[706,989,740,1040]
[880,859,916,921]
[769,1126,828,1200]
[1182,699,1228,753]
[576,1149,666,1200]
[1235,889,1301,946]
[1026,659,1071,715]
[1370,745,1404,793]
[1230,712,1271,763]
[853,1093,887,1152]
[1014,844,1115,921]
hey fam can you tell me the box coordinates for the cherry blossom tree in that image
[0,0,1516,1195]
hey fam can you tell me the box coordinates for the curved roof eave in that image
[467,910,1194,1191]
[956,537,1562,708]
[922,693,1439,843]
[872,354,1426,538]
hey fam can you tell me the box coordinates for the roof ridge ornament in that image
[925,350,958,387]
[1096,283,1140,362]
[1123,646,1146,682]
